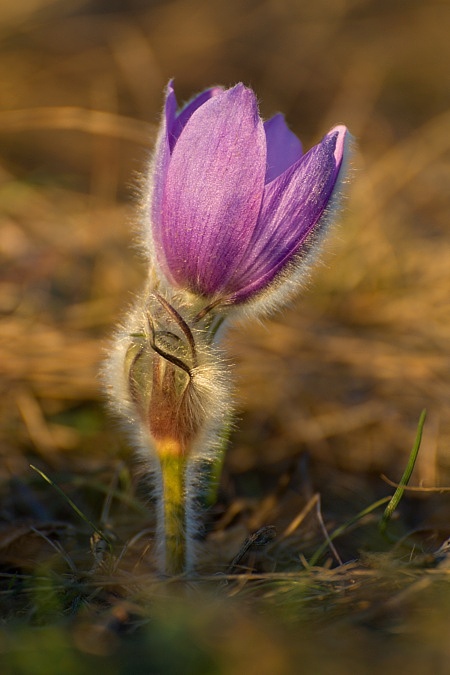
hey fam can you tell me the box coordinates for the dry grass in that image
[1,0,450,672]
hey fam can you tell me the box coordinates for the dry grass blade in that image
[0,107,156,146]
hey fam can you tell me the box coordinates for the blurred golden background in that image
[1,0,450,672]
[2,0,449,499]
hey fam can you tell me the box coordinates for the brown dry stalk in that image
[0,107,156,146]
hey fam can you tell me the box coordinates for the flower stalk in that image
[160,453,187,575]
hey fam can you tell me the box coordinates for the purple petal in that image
[228,126,348,302]
[331,125,347,163]
[158,84,267,296]
[264,114,303,183]
[150,81,177,230]
[170,86,224,151]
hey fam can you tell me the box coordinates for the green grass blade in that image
[308,495,391,567]
[379,408,427,535]
[30,464,113,548]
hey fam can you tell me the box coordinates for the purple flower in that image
[147,81,350,307]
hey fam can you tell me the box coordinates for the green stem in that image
[201,415,233,507]
[160,454,187,575]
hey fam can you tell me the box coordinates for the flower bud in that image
[104,289,230,466]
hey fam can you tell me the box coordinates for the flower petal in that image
[158,84,267,296]
[170,86,224,151]
[149,81,177,236]
[228,126,348,302]
[264,114,303,183]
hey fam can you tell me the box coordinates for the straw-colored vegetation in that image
[1,0,450,672]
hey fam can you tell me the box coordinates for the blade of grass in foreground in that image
[30,464,113,549]
[308,495,391,567]
[309,409,427,566]
[379,408,427,535]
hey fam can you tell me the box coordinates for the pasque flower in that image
[105,81,352,575]
[145,81,350,310]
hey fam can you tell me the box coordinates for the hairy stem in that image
[160,454,187,575]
